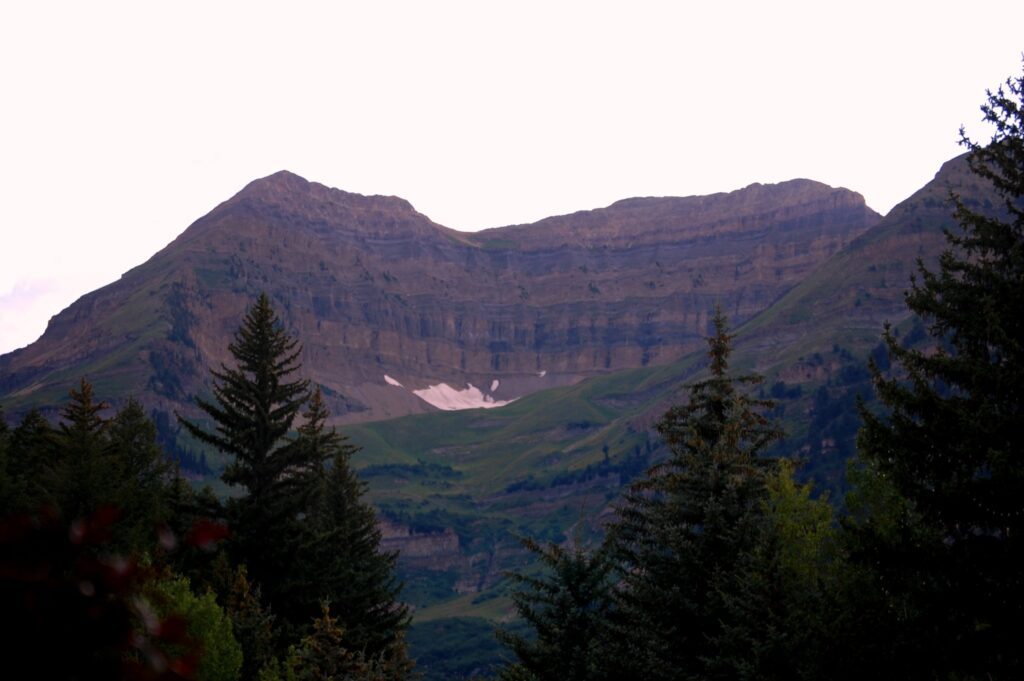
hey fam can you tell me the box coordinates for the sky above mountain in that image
[1,0,1023,355]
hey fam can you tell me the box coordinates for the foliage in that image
[45,378,115,522]
[0,381,171,555]
[406,617,521,681]
[5,409,53,506]
[0,302,415,677]
[181,293,310,499]
[0,381,241,679]
[181,295,409,669]
[289,388,410,658]
[849,65,1024,678]
[0,407,10,512]
[150,575,244,681]
[709,461,839,680]
[161,469,230,592]
[0,506,198,679]
[284,604,416,681]
[607,308,782,680]
[179,293,313,631]
[105,398,174,551]
[226,565,279,680]
[498,537,617,681]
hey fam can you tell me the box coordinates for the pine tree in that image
[6,408,54,512]
[182,296,408,665]
[710,461,838,681]
[47,378,112,521]
[286,604,365,680]
[850,66,1024,677]
[0,405,12,515]
[498,538,617,681]
[106,398,171,552]
[285,604,414,681]
[181,293,310,504]
[27,384,173,554]
[162,468,230,589]
[225,566,278,681]
[289,387,410,660]
[608,308,781,680]
[180,293,311,620]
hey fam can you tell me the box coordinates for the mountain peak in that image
[244,169,311,192]
[230,170,417,215]
[0,162,891,427]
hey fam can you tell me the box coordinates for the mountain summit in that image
[0,173,879,425]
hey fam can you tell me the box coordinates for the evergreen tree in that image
[25,384,172,554]
[6,408,53,512]
[286,604,364,680]
[284,604,415,681]
[849,66,1024,677]
[163,468,230,589]
[182,296,408,668]
[0,405,13,515]
[498,538,617,681]
[180,293,311,619]
[226,565,279,681]
[710,461,838,681]
[608,308,781,680]
[290,388,410,660]
[47,378,112,521]
[106,398,171,552]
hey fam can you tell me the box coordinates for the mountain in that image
[0,172,877,429]
[354,153,983,561]
[333,153,998,678]
[350,153,986,520]
[0,155,995,680]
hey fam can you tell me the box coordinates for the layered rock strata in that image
[0,171,879,423]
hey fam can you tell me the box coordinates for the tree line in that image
[496,67,1024,680]
[0,294,411,679]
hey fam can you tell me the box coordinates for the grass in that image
[340,169,977,632]
[415,591,516,623]
[407,616,524,681]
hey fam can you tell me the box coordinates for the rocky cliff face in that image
[0,171,879,424]
[347,154,997,604]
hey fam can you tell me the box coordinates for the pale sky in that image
[2,1,1023,355]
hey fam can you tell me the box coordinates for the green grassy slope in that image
[345,154,997,677]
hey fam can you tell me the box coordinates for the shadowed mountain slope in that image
[0,172,878,426]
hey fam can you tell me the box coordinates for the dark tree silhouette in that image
[850,65,1024,678]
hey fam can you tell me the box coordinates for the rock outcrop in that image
[0,171,879,424]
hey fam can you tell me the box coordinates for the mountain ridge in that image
[335,153,992,625]
[1,171,879,427]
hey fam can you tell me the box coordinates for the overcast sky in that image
[1,1,1023,355]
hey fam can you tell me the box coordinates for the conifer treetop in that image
[179,293,310,498]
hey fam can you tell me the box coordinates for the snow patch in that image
[384,375,403,388]
[490,379,500,392]
[413,382,514,411]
